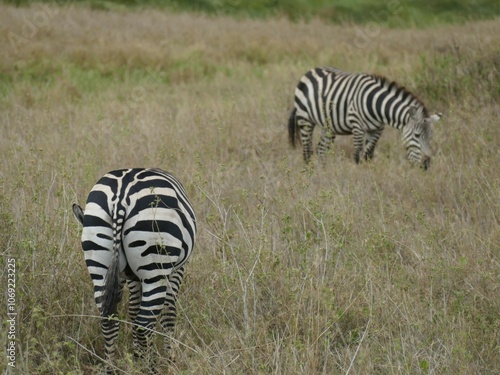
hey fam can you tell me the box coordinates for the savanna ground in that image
[0,2,499,374]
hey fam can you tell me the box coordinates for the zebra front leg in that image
[352,128,365,164]
[317,129,335,165]
[363,128,383,161]
[161,267,185,359]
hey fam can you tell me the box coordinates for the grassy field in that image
[0,3,499,374]
[4,0,500,27]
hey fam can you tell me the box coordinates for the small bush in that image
[416,44,499,105]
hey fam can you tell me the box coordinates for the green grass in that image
[3,0,500,26]
[416,45,500,105]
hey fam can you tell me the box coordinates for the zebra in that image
[288,67,442,169]
[72,168,196,373]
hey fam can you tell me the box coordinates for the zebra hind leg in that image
[352,128,365,164]
[160,266,185,361]
[317,129,335,165]
[297,118,314,164]
[127,280,160,374]
[101,317,120,374]
[127,280,142,357]
[363,129,383,161]
[98,280,125,374]
[133,282,167,369]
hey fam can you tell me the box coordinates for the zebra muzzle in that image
[421,156,431,170]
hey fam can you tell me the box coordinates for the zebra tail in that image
[288,107,299,148]
[101,214,122,318]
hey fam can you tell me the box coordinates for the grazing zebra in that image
[288,67,442,169]
[72,168,196,373]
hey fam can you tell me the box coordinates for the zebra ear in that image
[430,112,442,122]
[72,204,84,226]
[408,106,419,118]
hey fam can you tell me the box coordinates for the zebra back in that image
[296,67,428,131]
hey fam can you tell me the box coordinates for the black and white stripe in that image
[289,67,441,169]
[73,168,196,372]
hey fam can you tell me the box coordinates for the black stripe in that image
[136,220,184,245]
[310,73,321,123]
[131,179,176,194]
[140,298,166,308]
[364,81,380,121]
[135,309,163,319]
[138,262,177,272]
[295,96,309,113]
[97,233,112,240]
[129,240,147,248]
[141,245,181,257]
[82,240,109,251]
[86,259,107,268]
[375,86,390,121]
[144,275,165,284]
[83,214,111,229]
[143,286,166,297]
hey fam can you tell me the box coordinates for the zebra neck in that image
[387,108,409,130]
[370,78,423,130]
[384,99,422,130]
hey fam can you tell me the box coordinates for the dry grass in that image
[0,4,499,374]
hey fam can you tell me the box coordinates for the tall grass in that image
[0,4,499,374]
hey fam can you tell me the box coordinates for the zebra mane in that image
[371,74,429,118]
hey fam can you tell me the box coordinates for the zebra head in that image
[403,106,441,170]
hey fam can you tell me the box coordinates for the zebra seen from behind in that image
[72,168,196,373]
[288,67,442,169]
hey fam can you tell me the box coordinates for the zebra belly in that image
[295,104,352,135]
[330,126,353,136]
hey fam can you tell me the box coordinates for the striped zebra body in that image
[73,168,196,372]
[289,67,441,169]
